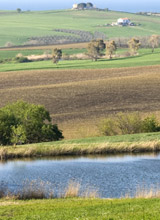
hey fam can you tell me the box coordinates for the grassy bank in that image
[1,198,160,219]
[1,132,160,159]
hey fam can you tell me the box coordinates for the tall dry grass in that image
[124,185,160,199]
[16,180,54,200]
[0,148,7,160]
[2,180,160,200]
[64,181,80,198]
[0,180,99,200]
[135,185,160,198]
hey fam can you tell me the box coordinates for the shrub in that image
[99,112,160,136]
[142,115,160,132]
[15,56,31,63]
[99,117,119,136]
[0,101,63,146]
[116,112,142,134]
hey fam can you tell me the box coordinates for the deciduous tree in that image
[52,48,62,64]
[128,38,141,55]
[106,40,117,59]
[17,8,21,13]
[87,39,106,61]
[149,35,159,53]
[0,101,63,146]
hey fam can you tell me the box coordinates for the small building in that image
[72,2,95,10]
[72,4,78,9]
[117,18,130,26]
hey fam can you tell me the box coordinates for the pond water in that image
[1,153,160,198]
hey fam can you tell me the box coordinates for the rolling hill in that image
[0,10,160,47]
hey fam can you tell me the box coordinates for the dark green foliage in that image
[0,101,63,146]
[52,48,62,64]
[17,8,21,13]
[0,111,17,145]
[99,112,160,136]
[86,2,93,8]
[77,3,87,9]
[142,115,160,132]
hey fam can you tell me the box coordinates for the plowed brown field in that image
[1,65,160,138]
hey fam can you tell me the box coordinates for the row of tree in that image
[52,34,159,63]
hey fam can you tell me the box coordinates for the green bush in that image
[99,112,160,136]
[116,112,142,134]
[0,101,63,146]
[99,117,119,136]
[142,115,160,132]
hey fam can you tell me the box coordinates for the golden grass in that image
[1,65,160,139]
[0,179,98,200]
[64,181,80,198]
[125,185,160,199]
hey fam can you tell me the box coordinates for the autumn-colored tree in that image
[52,48,62,64]
[106,40,117,59]
[128,38,141,55]
[87,39,106,61]
[149,35,159,53]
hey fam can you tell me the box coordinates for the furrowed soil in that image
[1,65,160,138]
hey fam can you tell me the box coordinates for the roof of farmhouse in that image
[119,17,130,20]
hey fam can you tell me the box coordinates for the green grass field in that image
[1,198,160,220]
[0,48,86,60]
[0,10,160,47]
[0,48,159,72]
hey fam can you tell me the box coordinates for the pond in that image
[0,153,160,198]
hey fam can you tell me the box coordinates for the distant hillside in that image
[0,10,160,47]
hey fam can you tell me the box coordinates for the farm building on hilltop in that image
[72,4,78,9]
[117,18,131,26]
[72,2,95,10]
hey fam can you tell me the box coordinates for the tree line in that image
[52,34,159,63]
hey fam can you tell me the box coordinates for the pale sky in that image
[1,0,160,12]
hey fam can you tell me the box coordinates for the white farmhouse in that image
[72,4,78,9]
[117,18,130,26]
